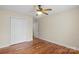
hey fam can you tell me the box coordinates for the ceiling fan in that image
[35,5,52,16]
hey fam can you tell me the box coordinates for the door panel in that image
[11,17,28,44]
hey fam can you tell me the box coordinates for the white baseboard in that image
[0,44,10,48]
[10,40,32,46]
[0,40,32,49]
[38,37,79,51]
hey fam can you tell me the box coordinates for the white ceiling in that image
[0,5,33,15]
[0,5,78,18]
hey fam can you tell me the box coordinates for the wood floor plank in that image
[0,38,79,54]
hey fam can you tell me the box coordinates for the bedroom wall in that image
[38,7,79,50]
[0,10,33,48]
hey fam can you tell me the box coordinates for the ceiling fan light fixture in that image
[37,11,42,15]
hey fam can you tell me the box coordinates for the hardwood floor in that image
[0,38,79,54]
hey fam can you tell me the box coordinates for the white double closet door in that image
[11,17,28,45]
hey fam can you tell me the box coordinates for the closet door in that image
[11,17,28,44]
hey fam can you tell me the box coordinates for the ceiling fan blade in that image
[44,9,52,11]
[42,11,48,15]
[36,9,40,11]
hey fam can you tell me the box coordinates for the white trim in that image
[10,40,32,45]
[0,40,32,48]
[0,44,10,48]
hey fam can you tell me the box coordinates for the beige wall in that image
[38,8,79,50]
[0,10,33,48]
